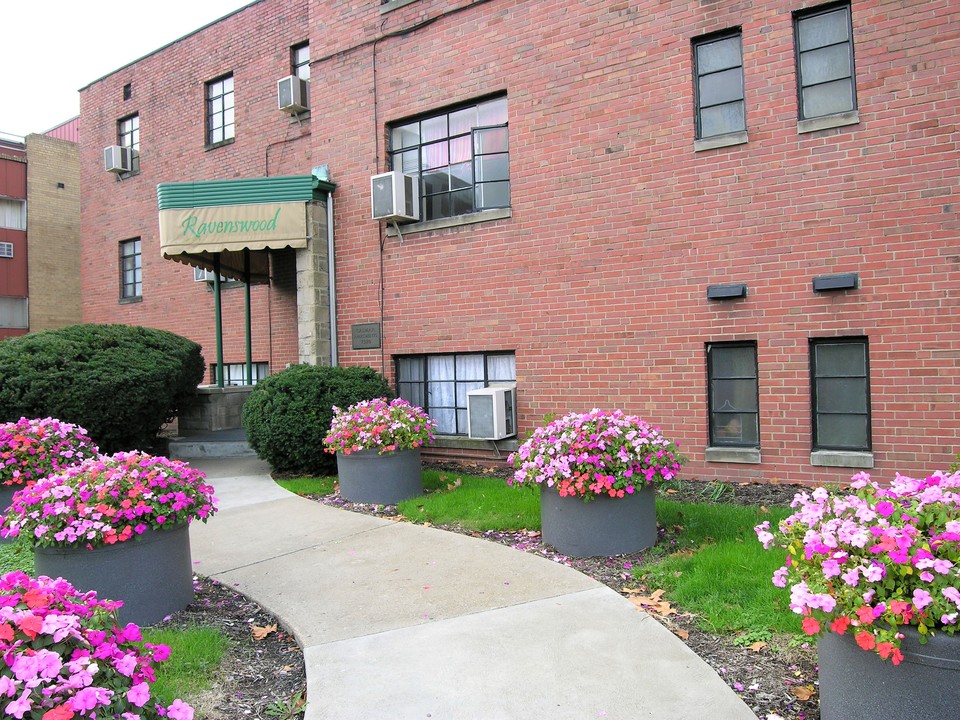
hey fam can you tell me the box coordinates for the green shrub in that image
[242,364,392,474]
[0,324,204,453]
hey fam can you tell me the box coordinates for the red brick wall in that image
[318,0,960,485]
[78,0,310,382]
[0,149,27,339]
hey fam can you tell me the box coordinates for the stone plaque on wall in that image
[351,323,381,350]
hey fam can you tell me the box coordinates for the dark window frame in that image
[810,337,871,451]
[388,95,510,222]
[794,2,857,120]
[395,351,516,436]
[292,42,310,81]
[205,74,235,147]
[692,29,746,140]
[117,113,140,175]
[209,362,269,386]
[706,341,760,448]
[119,238,142,301]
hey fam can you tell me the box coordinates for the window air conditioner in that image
[277,76,309,114]
[193,267,215,283]
[371,170,420,222]
[103,145,134,174]
[467,386,517,441]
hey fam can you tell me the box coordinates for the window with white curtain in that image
[0,199,26,230]
[396,352,516,435]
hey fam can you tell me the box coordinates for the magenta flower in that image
[1,452,217,549]
[0,572,193,719]
[757,469,960,664]
[507,409,685,501]
[324,398,436,456]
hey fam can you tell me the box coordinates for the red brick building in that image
[79,0,959,485]
[1,120,82,339]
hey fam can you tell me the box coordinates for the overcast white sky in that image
[1,1,252,138]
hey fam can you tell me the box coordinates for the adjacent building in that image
[0,120,82,339]
[78,0,959,485]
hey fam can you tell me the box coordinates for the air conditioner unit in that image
[277,76,309,114]
[193,267,229,283]
[371,170,420,222]
[103,145,134,174]
[467,386,517,441]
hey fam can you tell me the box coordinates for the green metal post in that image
[244,249,253,385]
[212,254,224,388]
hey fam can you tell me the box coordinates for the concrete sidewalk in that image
[188,457,758,720]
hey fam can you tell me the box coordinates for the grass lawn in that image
[635,500,799,634]
[142,625,229,706]
[397,470,540,531]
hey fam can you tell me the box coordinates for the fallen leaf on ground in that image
[252,623,277,641]
[628,589,675,616]
[665,489,678,494]
[748,641,767,652]
[674,628,690,640]
[790,685,816,701]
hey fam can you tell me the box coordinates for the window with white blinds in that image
[0,199,25,230]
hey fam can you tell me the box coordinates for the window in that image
[707,342,759,447]
[389,96,509,222]
[0,242,13,258]
[118,114,140,174]
[0,199,25,231]
[693,30,745,139]
[396,352,515,435]
[210,362,268,386]
[292,43,310,81]
[795,3,856,119]
[206,74,235,145]
[119,239,141,300]
[811,338,870,451]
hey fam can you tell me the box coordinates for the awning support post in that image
[213,253,225,388]
[244,249,253,385]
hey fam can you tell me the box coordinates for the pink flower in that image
[166,698,195,720]
[126,682,150,707]
[5,689,32,719]
[913,588,934,610]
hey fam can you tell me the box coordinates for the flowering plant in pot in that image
[755,470,960,665]
[323,398,436,505]
[507,408,684,500]
[0,571,194,719]
[1,451,217,548]
[508,409,684,557]
[0,417,99,488]
[323,398,436,456]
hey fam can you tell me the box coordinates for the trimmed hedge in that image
[242,364,392,474]
[0,324,204,453]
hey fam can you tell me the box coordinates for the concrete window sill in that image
[810,450,873,469]
[798,110,860,135]
[385,208,512,237]
[705,447,761,464]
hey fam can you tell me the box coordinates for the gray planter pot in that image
[34,524,194,626]
[540,485,657,557]
[819,627,960,720]
[0,485,18,544]
[336,448,423,505]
